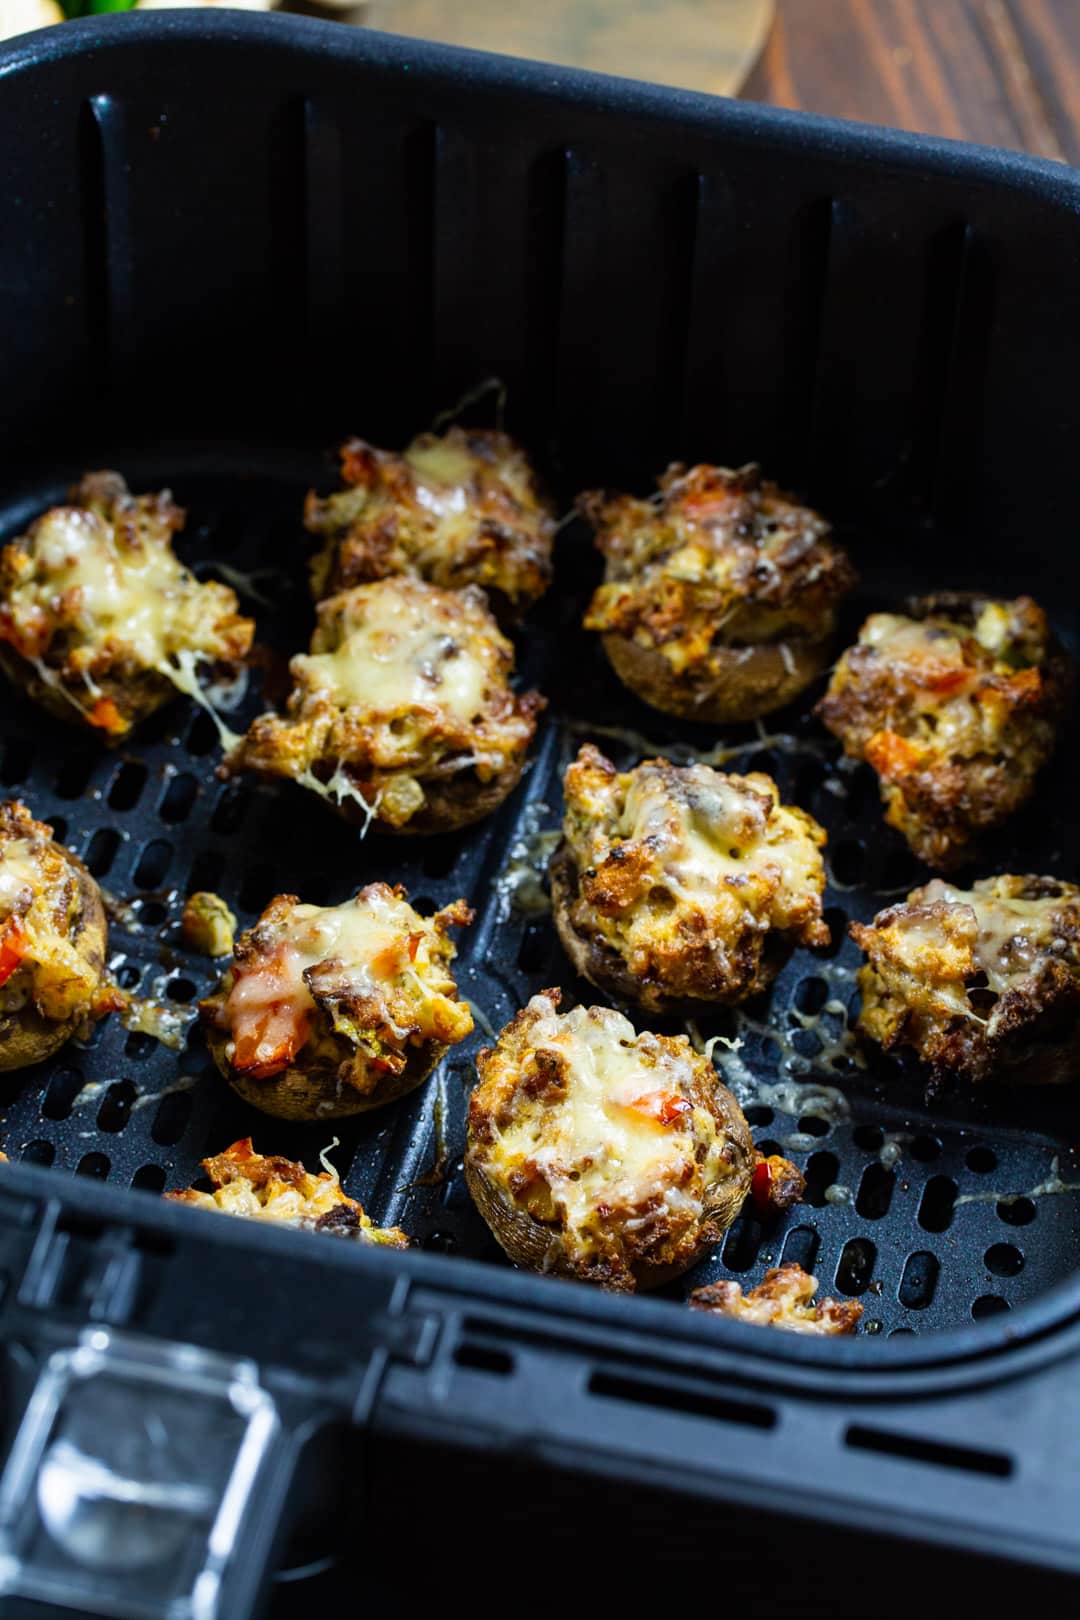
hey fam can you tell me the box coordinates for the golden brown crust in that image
[222,576,545,834]
[166,1137,410,1246]
[581,462,856,722]
[465,989,756,1291]
[551,746,829,1013]
[201,883,473,1120]
[305,427,555,616]
[0,471,253,742]
[0,800,112,1072]
[691,1264,863,1335]
[852,873,1080,1087]
[817,593,1068,870]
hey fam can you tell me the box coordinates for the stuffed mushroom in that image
[465,990,756,1291]
[0,799,115,1071]
[167,1137,409,1246]
[690,1264,863,1335]
[580,462,856,722]
[852,874,1080,1087]
[222,576,545,834]
[550,745,830,1014]
[305,426,555,616]
[202,882,474,1120]
[818,593,1067,870]
[0,471,253,742]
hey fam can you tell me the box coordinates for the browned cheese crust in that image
[691,1264,863,1335]
[852,874,1080,1087]
[580,462,856,722]
[202,882,474,1120]
[465,989,756,1292]
[0,471,253,742]
[222,575,545,834]
[305,427,555,616]
[551,745,830,1013]
[0,799,114,1071]
[167,1136,410,1246]
[817,592,1067,871]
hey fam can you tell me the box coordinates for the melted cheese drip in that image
[492,1000,715,1240]
[299,590,489,721]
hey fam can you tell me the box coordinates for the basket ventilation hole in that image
[151,1090,193,1147]
[918,1176,957,1233]
[1,738,34,785]
[211,788,249,836]
[984,1243,1023,1278]
[84,827,121,877]
[21,1140,55,1166]
[55,753,96,800]
[909,1135,941,1163]
[744,1104,773,1127]
[42,1068,85,1122]
[721,1212,763,1273]
[97,1079,137,1134]
[820,907,848,958]
[108,762,147,811]
[971,1295,1010,1320]
[997,1198,1036,1227]
[188,851,225,893]
[830,840,865,887]
[794,976,828,1015]
[779,1225,819,1272]
[131,1164,167,1192]
[76,1152,110,1179]
[133,840,172,890]
[853,1124,883,1151]
[517,919,551,974]
[898,1251,939,1310]
[803,1151,840,1207]
[186,711,219,757]
[856,1163,896,1220]
[835,1238,876,1296]
[159,773,199,824]
[798,1114,830,1138]
[454,1342,514,1376]
[966,1146,997,1173]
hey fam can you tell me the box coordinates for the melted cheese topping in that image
[217,884,472,1082]
[0,803,103,1019]
[561,748,828,1001]
[298,585,489,721]
[924,878,1078,998]
[482,998,729,1245]
[304,427,554,609]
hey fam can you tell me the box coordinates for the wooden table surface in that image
[744,0,1080,163]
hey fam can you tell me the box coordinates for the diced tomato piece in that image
[626,1090,692,1125]
[865,729,921,780]
[86,696,126,736]
[750,1159,773,1216]
[226,949,311,1079]
[0,916,27,988]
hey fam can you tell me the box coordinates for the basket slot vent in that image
[918,1175,958,1234]
[453,1341,515,1377]
[898,1250,940,1311]
[835,1237,876,1296]
[845,1424,1012,1479]
[589,1370,776,1433]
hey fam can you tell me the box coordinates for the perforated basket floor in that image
[2,448,1078,1339]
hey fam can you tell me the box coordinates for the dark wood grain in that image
[743,0,1080,161]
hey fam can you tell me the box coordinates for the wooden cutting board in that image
[358,0,775,96]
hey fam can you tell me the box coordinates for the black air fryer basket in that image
[2,14,1080,1617]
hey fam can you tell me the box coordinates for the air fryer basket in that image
[4,14,1080,1611]
[2,446,1079,1338]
